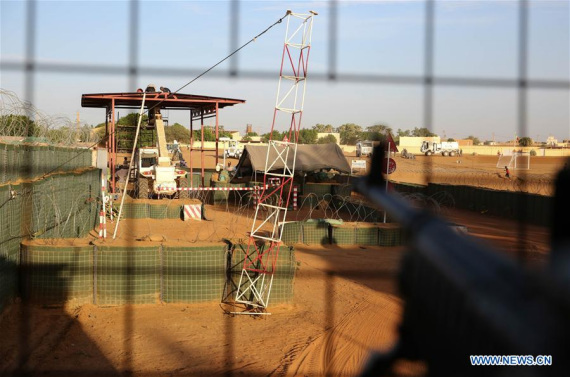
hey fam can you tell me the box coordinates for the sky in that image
[1,0,568,142]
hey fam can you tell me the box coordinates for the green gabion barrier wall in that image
[281,222,301,245]
[392,182,553,227]
[30,169,100,239]
[330,226,354,245]
[121,202,149,219]
[16,243,297,307]
[95,246,159,305]
[1,142,92,185]
[162,245,227,303]
[0,184,23,312]
[302,220,330,245]
[356,226,379,246]
[230,244,296,304]
[303,183,332,198]
[0,147,97,313]
[149,203,168,219]
[21,245,93,305]
[378,224,407,246]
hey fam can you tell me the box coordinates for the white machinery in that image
[420,141,461,157]
[135,108,189,198]
[356,140,374,157]
[220,137,243,159]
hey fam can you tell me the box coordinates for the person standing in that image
[505,166,510,179]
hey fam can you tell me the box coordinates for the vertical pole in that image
[200,109,205,187]
[111,99,116,193]
[215,102,220,168]
[383,142,390,223]
[190,111,194,188]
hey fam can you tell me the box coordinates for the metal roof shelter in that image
[81,91,245,193]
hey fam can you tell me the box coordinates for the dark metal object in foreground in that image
[357,146,570,377]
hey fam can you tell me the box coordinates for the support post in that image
[111,99,116,193]
[215,102,219,168]
[383,142,390,223]
[201,109,205,187]
[190,111,194,188]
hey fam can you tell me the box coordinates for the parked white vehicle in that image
[420,141,461,157]
[356,140,374,157]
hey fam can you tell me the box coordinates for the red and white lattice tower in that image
[234,10,317,314]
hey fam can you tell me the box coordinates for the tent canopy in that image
[232,143,350,180]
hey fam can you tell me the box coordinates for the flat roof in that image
[81,91,246,111]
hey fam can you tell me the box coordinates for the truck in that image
[420,141,461,157]
[220,137,243,159]
[135,106,189,199]
[356,140,374,157]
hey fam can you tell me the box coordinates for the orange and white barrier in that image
[183,204,202,221]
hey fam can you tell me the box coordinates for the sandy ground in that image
[1,150,563,376]
[0,204,552,376]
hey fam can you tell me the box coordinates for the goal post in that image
[496,150,530,170]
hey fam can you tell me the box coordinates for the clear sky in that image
[1,0,568,142]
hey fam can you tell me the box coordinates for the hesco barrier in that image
[0,143,97,312]
[21,244,93,305]
[0,142,93,185]
[30,169,100,239]
[117,202,182,220]
[280,220,406,247]
[0,184,22,312]
[163,245,226,303]
[391,182,552,227]
[19,243,297,306]
[229,244,296,304]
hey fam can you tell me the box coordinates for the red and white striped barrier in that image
[292,186,298,211]
[183,204,202,221]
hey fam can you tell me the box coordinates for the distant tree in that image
[363,124,391,143]
[337,123,362,145]
[0,114,38,137]
[164,123,190,143]
[246,131,258,137]
[411,127,437,137]
[261,130,285,143]
[518,137,533,147]
[117,112,148,127]
[241,135,252,142]
[397,128,411,137]
[313,123,335,133]
[317,134,338,144]
[298,129,318,144]
[466,135,481,145]
[483,140,492,145]
[447,138,455,142]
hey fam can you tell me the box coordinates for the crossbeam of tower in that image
[231,10,317,315]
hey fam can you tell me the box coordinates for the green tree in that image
[313,123,334,133]
[164,123,190,143]
[337,123,362,145]
[246,131,258,137]
[298,128,318,144]
[466,135,481,145]
[261,130,285,143]
[518,137,533,146]
[317,134,338,144]
[241,135,252,142]
[447,138,456,142]
[411,127,437,137]
[0,115,38,137]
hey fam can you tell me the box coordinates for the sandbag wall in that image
[0,168,100,312]
[392,182,552,227]
[281,220,407,247]
[19,243,296,306]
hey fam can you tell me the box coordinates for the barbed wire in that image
[0,89,101,146]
